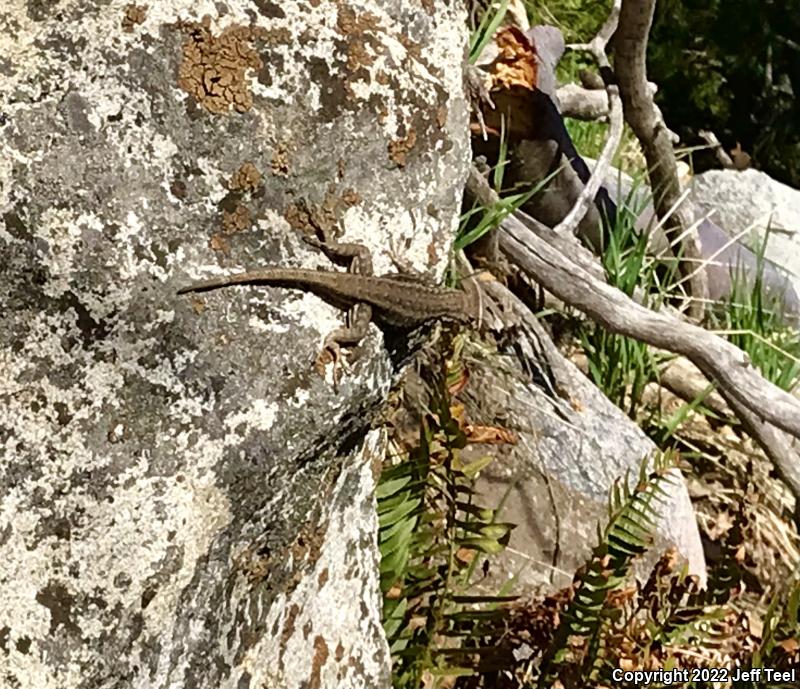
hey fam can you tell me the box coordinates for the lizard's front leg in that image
[302,230,374,277]
[304,228,375,383]
[315,302,374,385]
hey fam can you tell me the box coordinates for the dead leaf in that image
[456,547,476,565]
[465,424,518,444]
[492,27,538,90]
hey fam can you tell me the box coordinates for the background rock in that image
[691,168,800,301]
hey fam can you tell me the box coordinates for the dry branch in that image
[698,130,736,169]
[551,3,623,240]
[556,84,610,120]
[614,0,708,320]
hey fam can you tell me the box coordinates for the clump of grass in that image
[710,230,800,393]
[579,177,677,416]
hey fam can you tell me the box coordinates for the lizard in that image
[178,230,481,376]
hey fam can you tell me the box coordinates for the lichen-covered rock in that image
[0,1,470,686]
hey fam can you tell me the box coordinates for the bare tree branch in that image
[551,1,623,240]
[659,356,800,509]
[614,0,708,321]
[556,83,610,120]
[698,130,736,169]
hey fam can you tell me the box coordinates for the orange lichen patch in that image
[340,188,361,207]
[398,33,422,61]
[261,26,292,46]
[345,38,374,71]
[309,636,330,689]
[229,161,262,192]
[270,144,290,177]
[222,203,251,234]
[491,26,538,90]
[388,129,417,167]
[335,6,385,80]
[176,15,268,114]
[121,3,147,32]
[209,232,230,254]
[336,6,381,35]
[285,190,356,237]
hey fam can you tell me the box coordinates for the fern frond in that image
[537,451,681,686]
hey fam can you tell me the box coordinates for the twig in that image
[698,130,735,169]
[467,167,800,508]
[554,0,622,238]
[556,84,610,120]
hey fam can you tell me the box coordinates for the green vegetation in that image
[380,437,800,687]
[649,0,800,187]
[578,179,675,417]
[468,0,510,63]
[378,341,514,688]
[709,232,800,393]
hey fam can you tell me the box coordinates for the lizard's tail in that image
[177,268,314,294]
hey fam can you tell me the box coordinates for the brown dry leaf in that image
[388,129,417,167]
[474,27,540,139]
[730,142,752,170]
[607,585,638,608]
[385,584,403,600]
[464,424,518,445]
[619,657,635,671]
[456,547,476,565]
[447,364,470,397]
[409,615,427,630]
[121,3,147,32]
[707,510,736,540]
[492,27,537,89]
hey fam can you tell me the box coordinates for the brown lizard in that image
[178,233,480,372]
